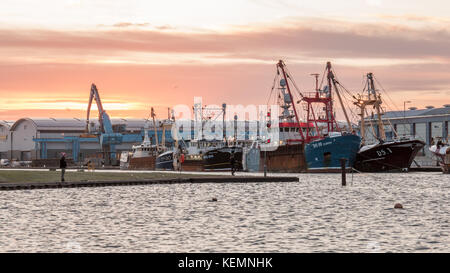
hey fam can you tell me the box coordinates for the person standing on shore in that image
[60,153,67,182]
[179,152,185,172]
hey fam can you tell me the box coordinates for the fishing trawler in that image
[203,145,243,171]
[161,109,227,171]
[259,61,318,173]
[273,60,361,172]
[178,101,236,171]
[128,126,159,169]
[129,108,164,170]
[353,73,425,172]
[155,150,174,170]
[155,117,176,170]
[175,139,224,171]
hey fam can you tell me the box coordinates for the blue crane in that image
[33,84,173,164]
[86,83,123,165]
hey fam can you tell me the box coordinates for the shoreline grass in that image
[0,170,217,183]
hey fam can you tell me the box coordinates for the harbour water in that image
[0,172,448,252]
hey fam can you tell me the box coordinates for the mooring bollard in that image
[340,158,347,186]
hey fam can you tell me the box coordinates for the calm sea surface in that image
[0,172,448,252]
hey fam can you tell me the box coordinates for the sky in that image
[0,0,449,122]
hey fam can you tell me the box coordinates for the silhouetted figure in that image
[60,153,67,182]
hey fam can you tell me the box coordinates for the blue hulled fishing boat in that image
[276,60,361,172]
[305,133,361,170]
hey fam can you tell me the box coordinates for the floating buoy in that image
[394,203,403,209]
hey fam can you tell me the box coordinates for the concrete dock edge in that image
[0,176,299,191]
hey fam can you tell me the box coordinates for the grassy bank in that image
[0,170,214,183]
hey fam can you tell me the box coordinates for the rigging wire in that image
[266,67,279,106]
[329,69,360,124]
[319,66,327,90]
[373,75,417,138]
[364,108,380,141]
[283,65,304,100]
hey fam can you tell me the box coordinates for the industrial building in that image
[0,118,170,163]
[0,117,258,164]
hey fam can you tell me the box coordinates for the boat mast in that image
[277,60,305,141]
[359,102,366,145]
[151,107,160,152]
[327,62,352,132]
[367,73,386,141]
[326,64,335,132]
[354,73,388,145]
[307,73,322,139]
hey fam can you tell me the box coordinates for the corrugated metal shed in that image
[10,118,164,132]
[10,118,86,131]
[371,105,450,119]
[111,118,149,131]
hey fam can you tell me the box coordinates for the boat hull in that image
[128,156,156,170]
[305,135,361,172]
[354,139,425,172]
[155,151,174,170]
[243,147,260,172]
[203,147,243,171]
[260,144,306,173]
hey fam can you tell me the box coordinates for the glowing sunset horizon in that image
[1,0,449,121]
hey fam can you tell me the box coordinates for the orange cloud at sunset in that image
[1,11,449,122]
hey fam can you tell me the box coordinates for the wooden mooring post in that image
[340,158,347,186]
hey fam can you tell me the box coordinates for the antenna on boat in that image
[310,73,320,93]
[151,107,160,152]
[277,60,306,141]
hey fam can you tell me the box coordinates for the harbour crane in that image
[86,83,123,165]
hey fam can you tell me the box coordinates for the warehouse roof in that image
[371,105,450,120]
[10,118,86,131]
[0,120,13,129]
[9,118,165,132]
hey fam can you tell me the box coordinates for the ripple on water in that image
[0,172,448,252]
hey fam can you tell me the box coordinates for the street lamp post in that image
[404,101,411,136]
